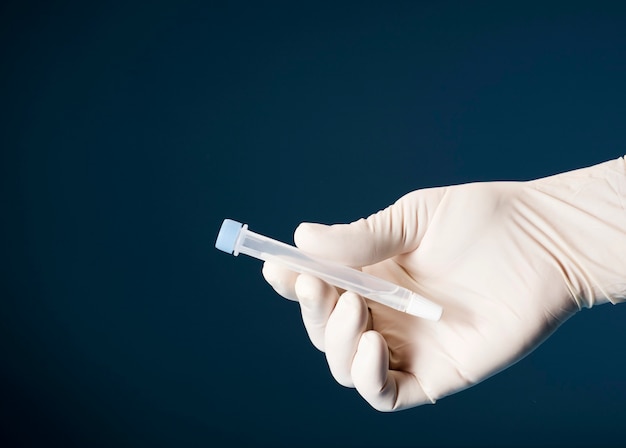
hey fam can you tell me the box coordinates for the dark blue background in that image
[2,1,626,446]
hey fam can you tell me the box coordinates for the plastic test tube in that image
[215,219,442,321]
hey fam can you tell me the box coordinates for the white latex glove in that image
[263,156,626,411]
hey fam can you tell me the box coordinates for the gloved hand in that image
[263,156,626,411]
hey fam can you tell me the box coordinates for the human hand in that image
[263,157,626,411]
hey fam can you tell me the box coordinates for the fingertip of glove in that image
[337,291,368,318]
[359,330,382,351]
[261,261,276,282]
[294,222,327,248]
[294,273,324,299]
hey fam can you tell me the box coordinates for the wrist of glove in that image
[524,156,626,308]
